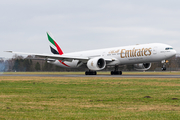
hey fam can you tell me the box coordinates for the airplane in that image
[6,32,177,75]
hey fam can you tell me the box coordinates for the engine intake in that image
[87,57,106,71]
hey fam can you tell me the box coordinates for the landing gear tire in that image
[85,71,97,75]
[111,71,122,75]
[162,67,166,71]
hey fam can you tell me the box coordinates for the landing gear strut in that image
[162,64,166,71]
[85,70,97,75]
[161,60,168,71]
[111,65,122,75]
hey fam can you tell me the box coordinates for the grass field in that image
[0,76,180,119]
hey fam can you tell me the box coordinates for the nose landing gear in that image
[162,64,166,71]
[161,60,168,71]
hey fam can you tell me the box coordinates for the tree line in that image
[0,55,180,72]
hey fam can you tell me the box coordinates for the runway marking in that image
[0,74,180,78]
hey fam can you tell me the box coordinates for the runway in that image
[1,74,180,78]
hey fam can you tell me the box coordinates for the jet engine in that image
[87,57,106,71]
[134,63,151,71]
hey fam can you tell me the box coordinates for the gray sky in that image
[1,0,180,58]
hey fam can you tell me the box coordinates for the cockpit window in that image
[165,47,173,50]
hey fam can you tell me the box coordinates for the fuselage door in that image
[102,52,106,57]
[153,47,157,55]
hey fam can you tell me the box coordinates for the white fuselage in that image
[48,43,176,69]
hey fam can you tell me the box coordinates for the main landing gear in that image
[111,65,122,75]
[85,65,122,75]
[85,70,97,75]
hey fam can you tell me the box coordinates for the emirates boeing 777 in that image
[7,32,177,75]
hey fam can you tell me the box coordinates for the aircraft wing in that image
[5,51,115,62]
[6,51,89,62]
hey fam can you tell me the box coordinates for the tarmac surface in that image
[0,74,180,78]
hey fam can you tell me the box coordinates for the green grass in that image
[0,77,180,119]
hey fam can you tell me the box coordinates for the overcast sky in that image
[1,0,180,58]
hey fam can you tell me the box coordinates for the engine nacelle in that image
[87,57,106,71]
[134,63,151,71]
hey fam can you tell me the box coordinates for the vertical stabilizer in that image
[46,31,69,67]
[47,31,63,55]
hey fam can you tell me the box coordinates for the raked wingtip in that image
[4,51,13,53]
